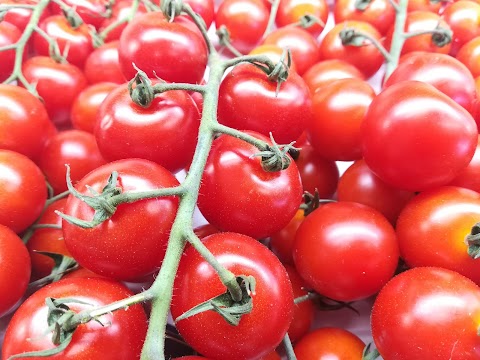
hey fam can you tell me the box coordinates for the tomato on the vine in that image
[0,22,21,82]
[276,0,329,38]
[83,41,126,85]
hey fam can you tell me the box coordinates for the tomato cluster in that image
[1,0,480,359]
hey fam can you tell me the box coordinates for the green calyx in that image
[128,64,155,108]
[466,223,480,259]
[253,133,298,172]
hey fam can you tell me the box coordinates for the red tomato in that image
[62,159,179,281]
[84,41,126,84]
[456,35,480,78]
[95,83,200,173]
[119,11,207,83]
[450,136,480,192]
[215,0,269,54]
[307,78,375,161]
[396,186,480,284]
[99,0,147,42]
[171,232,294,360]
[293,201,399,301]
[384,51,477,114]
[0,150,47,234]
[248,44,298,73]
[407,0,442,12]
[270,209,305,265]
[0,84,56,163]
[22,56,88,128]
[33,15,94,69]
[217,63,312,143]
[263,26,320,75]
[362,81,477,191]
[39,130,107,194]
[71,82,118,133]
[2,277,148,359]
[49,0,108,28]
[337,159,415,224]
[294,327,365,359]
[371,267,480,359]
[184,0,215,29]
[1,0,51,31]
[0,22,21,82]
[0,224,31,317]
[319,20,384,78]
[276,0,329,38]
[443,0,480,55]
[197,132,303,239]
[26,198,70,279]
[301,59,365,94]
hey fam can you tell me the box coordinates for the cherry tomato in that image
[249,44,298,73]
[362,81,477,191]
[62,159,179,281]
[293,201,399,301]
[84,41,126,84]
[407,0,442,12]
[99,0,147,42]
[197,132,303,239]
[2,277,148,359]
[1,0,51,31]
[276,0,329,38]
[171,232,294,360]
[0,22,21,82]
[371,267,480,359]
[450,136,480,192]
[0,224,30,318]
[442,0,480,55]
[456,35,480,78]
[184,0,215,29]
[0,150,47,234]
[270,209,305,265]
[49,0,108,28]
[217,63,312,143]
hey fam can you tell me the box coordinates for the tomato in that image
[319,20,384,78]
[337,159,415,224]
[193,223,220,239]
[260,352,281,360]
[456,35,480,78]
[84,41,126,85]
[184,0,215,29]
[0,224,30,318]
[384,51,477,114]
[62,159,179,281]
[217,63,312,143]
[307,78,375,161]
[22,56,88,128]
[407,0,442,12]
[197,132,303,239]
[293,201,399,301]
[171,232,294,360]
[1,0,51,31]
[49,0,108,28]
[33,15,94,69]
[0,22,21,82]
[334,0,395,35]
[119,11,207,83]
[39,130,107,194]
[371,267,480,359]
[270,210,305,265]
[294,327,365,359]
[362,81,477,191]
[263,26,320,75]
[248,44,298,73]
[443,0,480,55]
[174,357,210,360]
[0,150,47,234]
[95,83,200,173]
[301,59,365,94]
[450,136,480,192]
[26,198,70,279]
[215,0,269,54]
[2,277,148,359]
[276,0,329,38]
[99,0,147,42]
[0,84,56,163]
[71,82,118,134]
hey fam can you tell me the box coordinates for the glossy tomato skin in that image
[22,56,88,128]
[197,132,303,239]
[62,159,179,281]
[450,135,480,192]
[84,41,126,84]
[456,36,480,78]
[2,0,51,31]
[49,0,108,28]
[0,150,47,234]
[293,202,399,301]
[2,277,148,359]
[362,81,477,191]
[371,267,480,360]
[95,84,200,173]
[39,130,107,194]
[0,84,56,163]
[0,224,31,318]
[171,233,294,360]
[217,63,312,143]
[0,22,21,82]
[99,0,147,42]
[443,0,480,56]
[119,12,207,83]
[276,0,329,38]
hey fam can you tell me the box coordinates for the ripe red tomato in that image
[39,130,107,194]
[407,0,442,12]
[2,0,51,31]
[84,41,126,85]
[217,63,312,143]
[362,81,477,191]
[276,0,329,38]
[450,135,480,192]
[95,83,200,173]
[99,0,147,42]
[197,132,303,239]
[0,150,47,234]
[442,0,480,55]
[293,201,399,301]
[2,277,148,359]
[0,84,56,163]
[270,210,304,265]
[62,159,179,281]
[248,44,298,73]
[49,0,109,29]
[371,267,480,359]
[0,22,21,82]
[119,11,207,83]
[456,35,480,78]
[307,78,375,161]
[171,232,294,360]
[0,224,31,318]
[183,0,215,29]
[294,327,365,359]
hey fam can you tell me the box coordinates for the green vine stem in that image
[263,0,281,38]
[283,333,297,360]
[384,0,408,80]
[97,0,140,43]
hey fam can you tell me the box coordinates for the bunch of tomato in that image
[1,0,480,358]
